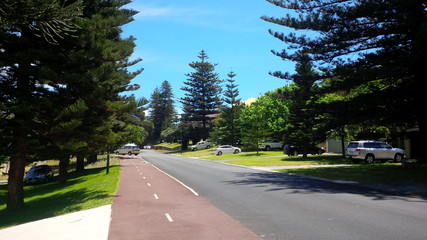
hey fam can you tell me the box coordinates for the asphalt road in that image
[140,150,427,240]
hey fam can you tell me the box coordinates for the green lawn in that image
[204,151,286,161]
[0,159,121,229]
[279,164,427,185]
[223,154,348,166]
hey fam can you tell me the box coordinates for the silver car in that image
[212,145,241,155]
[345,141,405,164]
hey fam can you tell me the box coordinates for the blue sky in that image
[121,0,295,108]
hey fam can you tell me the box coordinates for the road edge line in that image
[149,163,200,196]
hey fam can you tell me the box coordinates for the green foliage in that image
[0,0,143,209]
[263,0,427,162]
[210,71,243,145]
[180,50,223,141]
[0,0,82,44]
[0,163,121,229]
[239,101,272,149]
[148,80,176,144]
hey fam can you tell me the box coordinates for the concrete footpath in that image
[108,156,261,240]
[0,205,111,240]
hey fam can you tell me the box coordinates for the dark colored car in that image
[24,165,54,184]
[284,145,326,156]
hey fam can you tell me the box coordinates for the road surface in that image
[140,150,427,240]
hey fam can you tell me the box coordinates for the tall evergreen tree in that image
[148,80,176,143]
[0,0,141,210]
[180,50,223,142]
[262,0,427,163]
[210,71,243,145]
[275,53,323,157]
[0,0,82,211]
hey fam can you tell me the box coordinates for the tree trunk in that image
[76,155,85,172]
[341,134,346,158]
[58,156,70,184]
[7,154,26,211]
[87,154,97,165]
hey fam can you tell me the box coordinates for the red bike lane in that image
[108,156,261,240]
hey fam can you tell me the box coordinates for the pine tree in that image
[262,0,427,163]
[180,50,223,141]
[148,80,176,143]
[0,0,141,209]
[211,71,243,145]
[279,53,322,158]
[0,0,83,211]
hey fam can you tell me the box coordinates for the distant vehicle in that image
[189,141,212,151]
[258,139,284,151]
[24,165,54,184]
[345,140,405,164]
[115,143,141,155]
[212,145,241,155]
[285,145,326,156]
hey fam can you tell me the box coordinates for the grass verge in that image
[224,154,348,166]
[0,158,121,229]
[278,164,427,185]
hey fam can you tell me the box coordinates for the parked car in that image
[212,145,241,155]
[189,141,212,151]
[115,143,141,155]
[284,144,326,156]
[345,140,405,164]
[258,139,284,151]
[24,165,54,184]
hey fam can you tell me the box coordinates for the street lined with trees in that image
[1,0,426,216]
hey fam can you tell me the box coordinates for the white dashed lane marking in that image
[165,213,173,222]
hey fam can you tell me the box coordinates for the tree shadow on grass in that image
[0,188,110,228]
[0,166,118,229]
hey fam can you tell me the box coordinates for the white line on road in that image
[154,194,159,200]
[147,183,151,187]
[150,164,199,196]
[165,213,173,222]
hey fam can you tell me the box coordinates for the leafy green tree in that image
[148,80,176,143]
[262,0,427,162]
[239,95,289,153]
[180,50,223,142]
[239,101,271,154]
[210,71,243,145]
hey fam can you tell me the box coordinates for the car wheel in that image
[365,154,375,164]
[128,152,132,156]
[265,146,271,151]
[115,151,119,155]
[394,153,403,163]
[206,145,211,149]
[217,151,223,156]
[233,149,239,154]
[292,150,298,156]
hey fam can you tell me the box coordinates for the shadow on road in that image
[224,171,427,202]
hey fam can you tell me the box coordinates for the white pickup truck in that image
[258,139,284,151]
[189,141,212,151]
[115,143,141,155]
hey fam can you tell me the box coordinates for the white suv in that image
[345,141,405,164]
[258,139,284,151]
